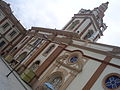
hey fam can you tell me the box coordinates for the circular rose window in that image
[103,74,120,89]
[69,56,78,63]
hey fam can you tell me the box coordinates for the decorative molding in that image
[35,44,67,77]
[102,73,120,90]
[82,56,113,90]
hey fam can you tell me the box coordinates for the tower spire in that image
[94,2,109,19]
[91,2,109,32]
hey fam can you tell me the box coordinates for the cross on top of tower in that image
[77,2,109,33]
[78,2,109,19]
[96,1,109,18]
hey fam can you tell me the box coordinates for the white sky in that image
[4,0,120,47]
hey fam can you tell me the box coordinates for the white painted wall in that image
[27,43,59,68]
[73,40,85,46]
[92,10,98,17]
[77,18,91,34]
[73,40,113,52]
[80,24,95,39]
[110,58,120,66]
[67,60,101,90]
[87,43,113,52]
[66,46,106,60]
[91,65,120,90]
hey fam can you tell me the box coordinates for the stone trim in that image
[64,49,120,69]
[82,56,112,90]
[24,41,50,67]
[12,36,33,56]
[73,18,87,32]
[70,44,120,59]
[0,17,7,24]
[2,33,21,51]
[35,44,67,77]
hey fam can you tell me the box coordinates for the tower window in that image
[68,20,80,30]
[2,22,10,29]
[84,30,94,40]
[9,30,17,37]
[0,40,6,47]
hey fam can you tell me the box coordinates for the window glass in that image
[9,30,17,37]
[0,40,6,47]
[2,22,10,29]
[105,75,120,89]
[70,56,78,63]
[43,44,55,56]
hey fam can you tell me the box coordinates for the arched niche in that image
[17,51,27,62]
[29,60,40,72]
[40,72,64,90]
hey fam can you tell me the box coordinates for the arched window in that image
[68,20,80,30]
[11,47,17,53]
[44,77,62,90]
[17,52,27,62]
[0,40,6,48]
[42,72,63,90]
[43,44,55,56]
[32,38,42,46]
[29,60,40,71]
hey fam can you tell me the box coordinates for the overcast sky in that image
[4,0,120,47]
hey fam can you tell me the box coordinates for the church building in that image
[0,0,120,90]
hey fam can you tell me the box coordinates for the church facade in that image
[0,1,120,90]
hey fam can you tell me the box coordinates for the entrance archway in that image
[42,72,63,90]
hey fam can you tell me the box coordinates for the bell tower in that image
[62,2,109,42]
